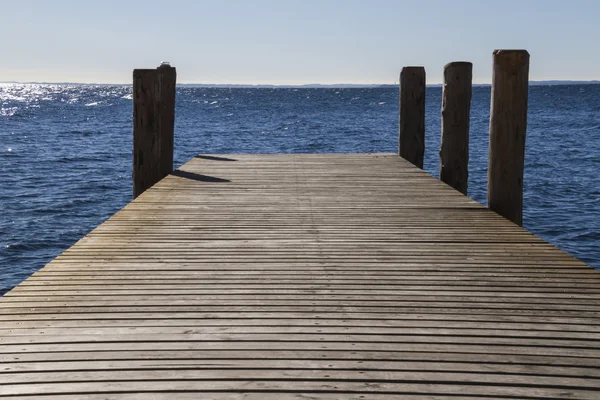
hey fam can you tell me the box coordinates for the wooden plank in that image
[2,381,600,399]
[3,326,600,341]
[1,153,599,398]
[0,395,503,400]
[1,318,598,332]
[3,369,600,390]
[4,358,600,377]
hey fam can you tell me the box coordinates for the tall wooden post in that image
[440,62,472,195]
[399,66,426,169]
[488,50,529,226]
[133,63,177,198]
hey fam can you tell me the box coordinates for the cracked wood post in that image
[133,63,177,198]
[399,66,426,169]
[440,62,472,195]
[488,50,530,226]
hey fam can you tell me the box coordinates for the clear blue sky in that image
[1,0,598,84]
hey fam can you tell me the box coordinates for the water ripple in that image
[1,84,599,290]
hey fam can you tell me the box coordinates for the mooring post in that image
[132,63,177,199]
[440,62,472,195]
[487,50,529,226]
[399,66,426,169]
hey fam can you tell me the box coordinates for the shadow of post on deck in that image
[171,169,231,183]
[195,155,238,162]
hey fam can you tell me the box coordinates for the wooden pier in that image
[2,153,600,399]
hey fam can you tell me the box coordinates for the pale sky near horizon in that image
[1,0,598,84]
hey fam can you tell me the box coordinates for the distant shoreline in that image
[1,80,599,88]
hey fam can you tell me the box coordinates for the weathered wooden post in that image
[488,50,529,226]
[133,63,177,198]
[440,62,472,195]
[399,66,426,169]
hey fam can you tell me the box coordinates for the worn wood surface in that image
[440,62,472,195]
[2,153,599,399]
[488,50,529,226]
[399,67,426,169]
[156,64,177,179]
[132,65,177,199]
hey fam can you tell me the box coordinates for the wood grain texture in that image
[488,50,529,226]
[2,153,599,399]
[440,62,472,195]
[399,67,426,169]
[156,64,176,179]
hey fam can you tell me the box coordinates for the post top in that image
[159,61,172,68]
[493,49,530,56]
[493,50,530,66]
[444,61,473,69]
[400,66,426,79]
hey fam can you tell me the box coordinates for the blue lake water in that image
[1,84,599,293]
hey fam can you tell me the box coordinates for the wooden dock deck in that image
[2,153,600,399]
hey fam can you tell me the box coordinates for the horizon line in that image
[1,79,600,87]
